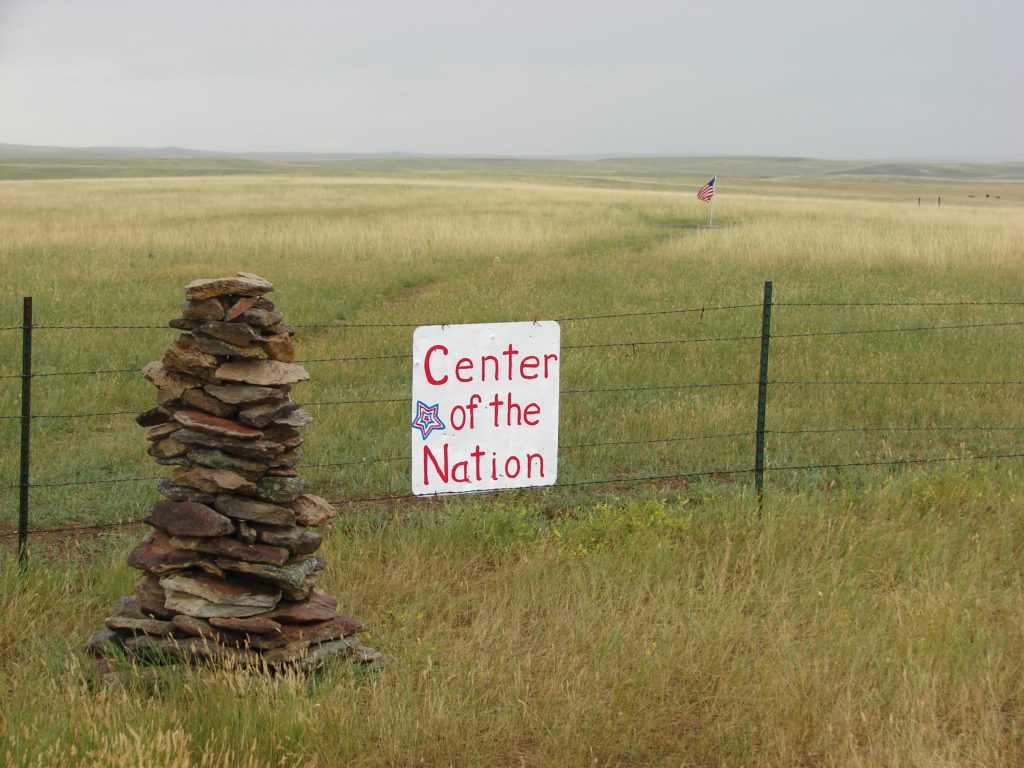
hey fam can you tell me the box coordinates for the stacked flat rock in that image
[88,273,381,671]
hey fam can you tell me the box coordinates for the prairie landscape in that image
[1,158,1023,766]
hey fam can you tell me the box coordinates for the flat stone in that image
[134,574,178,619]
[255,476,305,503]
[225,296,260,320]
[169,317,202,331]
[216,360,309,387]
[197,320,261,347]
[181,298,226,321]
[170,613,218,639]
[280,615,363,645]
[104,615,177,637]
[156,477,217,505]
[181,388,238,418]
[195,560,226,579]
[163,591,275,619]
[170,465,257,496]
[261,425,303,448]
[142,360,204,391]
[163,335,219,373]
[266,466,299,477]
[86,628,123,655]
[208,615,282,636]
[186,447,268,475]
[215,494,296,526]
[127,530,202,573]
[159,574,280,607]
[204,383,288,405]
[171,429,286,460]
[263,333,295,363]
[237,399,299,428]
[114,595,145,619]
[148,439,188,459]
[237,308,284,327]
[291,494,337,527]
[214,555,325,593]
[147,500,235,538]
[296,638,364,672]
[269,448,301,467]
[195,335,268,360]
[170,536,289,566]
[184,273,274,301]
[274,409,312,428]
[172,409,263,439]
[266,323,295,337]
[136,407,170,427]
[146,422,181,442]
[266,592,339,624]
[154,456,190,467]
[256,525,323,555]
[262,639,312,666]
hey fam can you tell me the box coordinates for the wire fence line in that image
[2,288,1024,549]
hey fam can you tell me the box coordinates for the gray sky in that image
[1,0,1021,160]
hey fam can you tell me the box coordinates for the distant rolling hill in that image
[0,143,1021,181]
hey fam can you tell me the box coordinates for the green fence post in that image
[18,297,32,570]
[754,282,772,504]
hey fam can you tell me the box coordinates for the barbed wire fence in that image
[2,285,1024,564]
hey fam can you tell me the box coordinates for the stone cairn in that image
[88,272,381,672]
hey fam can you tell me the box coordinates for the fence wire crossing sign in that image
[411,321,560,495]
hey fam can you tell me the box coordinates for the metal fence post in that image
[754,282,772,503]
[18,297,32,570]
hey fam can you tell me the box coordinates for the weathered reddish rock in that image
[274,409,312,428]
[142,360,204,391]
[215,360,309,387]
[145,422,181,442]
[146,500,235,538]
[263,333,295,363]
[237,399,299,428]
[181,298,226,321]
[255,475,305,503]
[171,429,286,460]
[256,526,323,555]
[156,477,217,504]
[279,615,364,644]
[214,555,325,595]
[196,335,269,359]
[172,410,263,439]
[215,495,296,526]
[127,530,202,573]
[170,536,289,566]
[237,308,284,327]
[266,592,339,624]
[197,320,262,347]
[104,615,177,636]
[204,383,288,405]
[185,272,274,301]
[181,388,238,418]
[159,573,280,607]
[290,494,337,527]
[135,574,178,619]
[148,439,188,459]
[163,592,274,619]
[262,425,303,448]
[187,447,268,475]
[225,295,260,320]
[171,465,257,496]
[163,335,219,373]
[208,615,282,635]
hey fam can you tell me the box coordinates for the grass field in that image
[1,159,1023,765]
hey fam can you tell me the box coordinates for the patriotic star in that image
[412,401,445,440]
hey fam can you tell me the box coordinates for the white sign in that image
[411,321,560,495]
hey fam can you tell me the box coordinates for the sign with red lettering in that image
[411,321,560,495]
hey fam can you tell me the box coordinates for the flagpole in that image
[709,177,715,227]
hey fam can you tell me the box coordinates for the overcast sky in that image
[0,0,1021,160]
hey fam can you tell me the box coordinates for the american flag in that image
[697,177,716,202]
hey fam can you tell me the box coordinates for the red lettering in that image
[422,443,448,485]
[455,357,473,383]
[424,345,448,385]
[520,355,539,379]
[524,402,540,426]
[544,353,558,378]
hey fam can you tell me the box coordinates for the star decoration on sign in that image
[412,401,445,440]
